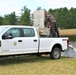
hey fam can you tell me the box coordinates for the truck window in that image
[5,28,20,38]
[23,28,35,37]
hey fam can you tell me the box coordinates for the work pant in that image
[50,22,59,37]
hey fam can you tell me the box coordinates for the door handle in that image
[34,40,37,42]
[18,40,22,42]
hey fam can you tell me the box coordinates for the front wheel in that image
[50,47,61,59]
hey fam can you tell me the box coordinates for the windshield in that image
[0,27,8,34]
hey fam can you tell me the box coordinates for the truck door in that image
[22,28,38,53]
[1,28,23,55]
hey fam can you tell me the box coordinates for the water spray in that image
[68,45,76,51]
[61,44,76,58]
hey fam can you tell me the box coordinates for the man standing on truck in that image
[45,12,59,37]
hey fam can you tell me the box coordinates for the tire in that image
[37,54,41,57]
[50,47,61,59]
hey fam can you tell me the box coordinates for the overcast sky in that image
[0,0,76,16]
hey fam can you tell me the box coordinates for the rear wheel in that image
[50,47,61,59]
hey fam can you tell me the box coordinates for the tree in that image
[3,14,10,25]
[0,16,4,25]
[49,7,69,28]
[69,8,76,28]
[9,12,17,25]
[20,6,31,25]
[37,7,42,10]
[3,12,17,25]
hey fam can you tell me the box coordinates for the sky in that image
[0,0,76,16]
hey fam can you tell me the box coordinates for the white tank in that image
[34,10,45,28]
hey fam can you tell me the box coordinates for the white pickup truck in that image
[0,25,69,59]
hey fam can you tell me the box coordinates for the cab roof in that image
[0,25,34,28]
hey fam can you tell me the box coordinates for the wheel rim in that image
[54,50,60,58]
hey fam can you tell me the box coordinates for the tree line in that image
[49,7,76,29]
[0,6,31,26]
[0,6,76,29]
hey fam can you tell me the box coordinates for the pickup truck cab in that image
[0,25,69,59]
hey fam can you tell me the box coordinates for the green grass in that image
[0,55,76,75]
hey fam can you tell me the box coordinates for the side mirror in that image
[2,33,13,39]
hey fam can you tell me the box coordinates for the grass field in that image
[0,55,76,75]
[60,29,76,36]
